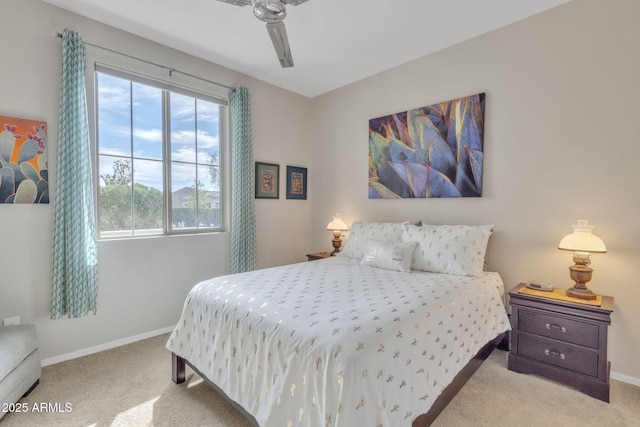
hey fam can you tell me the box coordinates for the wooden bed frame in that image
[171,332,509,426]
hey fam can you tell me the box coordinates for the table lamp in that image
[558,220,606,300]
[326,213,348,255]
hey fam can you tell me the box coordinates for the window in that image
[95,66,226,238]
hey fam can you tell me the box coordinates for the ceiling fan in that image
[217,0,310,68]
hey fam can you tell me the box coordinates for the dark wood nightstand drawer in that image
[518,310,599,349]
[518,333,599,377]
[508,283,613,402]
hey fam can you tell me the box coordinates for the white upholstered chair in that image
[0,325,41,418]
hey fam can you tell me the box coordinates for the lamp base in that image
[565,254,597,300]
[566,285,597,300]
[330,237,342,256]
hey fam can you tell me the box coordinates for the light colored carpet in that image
[2,333,639,426]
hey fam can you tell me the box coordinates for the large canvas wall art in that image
[0,115,48,203]
[369,93,485,199]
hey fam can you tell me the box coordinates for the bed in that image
[167,221,511,426]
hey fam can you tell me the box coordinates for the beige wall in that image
[0,0,313,362]
[310,0,640,383]
[1,0,638,386]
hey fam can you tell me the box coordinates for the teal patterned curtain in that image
[51,29,98,319]
[229,86,257,273]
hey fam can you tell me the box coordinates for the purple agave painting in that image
[369,93,485,199]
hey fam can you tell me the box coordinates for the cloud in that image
[133,128,162,142]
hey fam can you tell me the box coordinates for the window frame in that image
[91,62,229,240]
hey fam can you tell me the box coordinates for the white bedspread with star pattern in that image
[166,256,510,426]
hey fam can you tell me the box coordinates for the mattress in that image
[166,256,510,426]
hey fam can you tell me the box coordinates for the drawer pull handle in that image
[545,323,567,333]
[544,349,566,360]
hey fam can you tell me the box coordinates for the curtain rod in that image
[55,32,235,91]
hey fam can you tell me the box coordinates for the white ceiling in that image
[42,0,570,98]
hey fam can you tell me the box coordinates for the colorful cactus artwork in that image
[0,115,48,203]
[369,93,485,199]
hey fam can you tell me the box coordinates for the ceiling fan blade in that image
[266,22,294,68]
[217,0,252,6]
[283,0,310,5]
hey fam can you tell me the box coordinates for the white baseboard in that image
[610,371,640,387]
[40,325,176,367]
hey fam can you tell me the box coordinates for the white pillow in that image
[361,240,417,272]
[402,223,493,276]
[340,221,410,260]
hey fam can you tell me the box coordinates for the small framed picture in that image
[286,166,307,200]
[255,162,279,199]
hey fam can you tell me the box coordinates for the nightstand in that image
[306,252,332,261]
[508,283,613,402]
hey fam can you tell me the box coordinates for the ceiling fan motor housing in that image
[253,1,287,23]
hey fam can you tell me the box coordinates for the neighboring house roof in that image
[172,187,220,207]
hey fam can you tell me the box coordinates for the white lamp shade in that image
[558,220,606,253]
[326,214,348,231]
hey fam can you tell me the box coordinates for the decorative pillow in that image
[339,221,410,260]
[361,240,417,272]
[402,223,493,276]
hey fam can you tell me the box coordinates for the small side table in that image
[306,252,332,261]
[508,283,613,402]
